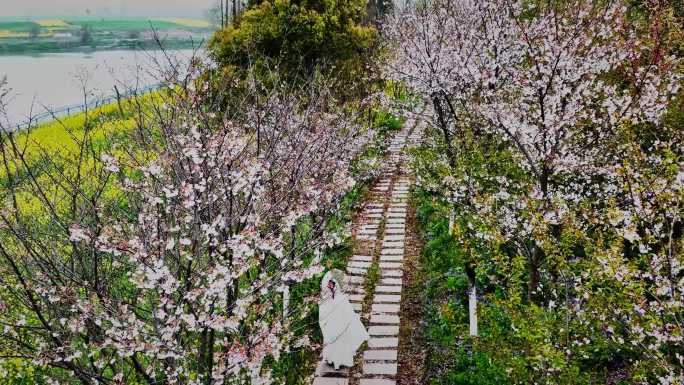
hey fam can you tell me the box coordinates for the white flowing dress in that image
[318,271,369,369]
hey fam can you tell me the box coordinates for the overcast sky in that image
[3,0,216,19]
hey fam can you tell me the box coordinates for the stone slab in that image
[352,255,373,262]
[380,255,403,262]
[385,223,405,229]
[385,223,405,228]
[368,338,399,349]
[346,267,367,276]
[363,362,398,376]
[374,294,401,303]
[360,379,396,385]
[382,241,404,248]
[358,233,378,238]
[384,228,405,235]
[381,248,404,255]
[375,285,402,293]
[380,277,402,285]
[363,349,398,361]
[379,262,402,269]
[368,325,400,336]
[371,303,400,313]
[349,261,372,268]
[346,276,364,284]
[357,236,377,241]
[383,235,405,242]
[314,378,349,385]
[349,294,365,302]
[381,269,403,278]
[386,218,406,223]
[358,229,378,235]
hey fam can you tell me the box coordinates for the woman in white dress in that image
[318,270,370,369]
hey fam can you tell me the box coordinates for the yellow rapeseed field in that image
[0,31,28,38]
[35,19,69,27]
[156,18,211,28]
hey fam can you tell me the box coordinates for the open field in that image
[0,18,214,54]
[34,19,70,27]
[0,21,40,32]
[65,19,183,31]
[156,18,212,28]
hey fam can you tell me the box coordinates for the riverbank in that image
[0,38,205,55]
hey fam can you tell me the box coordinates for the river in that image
[0,49,196,128]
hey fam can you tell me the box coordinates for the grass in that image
[0,22,38,32]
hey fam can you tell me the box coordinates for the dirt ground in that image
[397,178,428,385]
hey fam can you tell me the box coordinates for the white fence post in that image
[469,283,478,337]
[449,210,455,234]
[282,285,290,319]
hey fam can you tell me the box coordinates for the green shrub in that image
[209,0,377,92]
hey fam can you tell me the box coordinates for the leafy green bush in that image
[209,0,377,91]
[441,349,507,385]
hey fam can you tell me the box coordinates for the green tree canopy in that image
[209,0,377,85]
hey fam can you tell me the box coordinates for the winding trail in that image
[313,116,423,385]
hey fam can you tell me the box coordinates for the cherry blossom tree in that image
[0,60,372,384]
[388,0,682,381]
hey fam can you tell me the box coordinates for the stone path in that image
[313,118,422,385]
[359,176,409,385]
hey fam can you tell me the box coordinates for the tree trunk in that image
[432,94,457,170]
